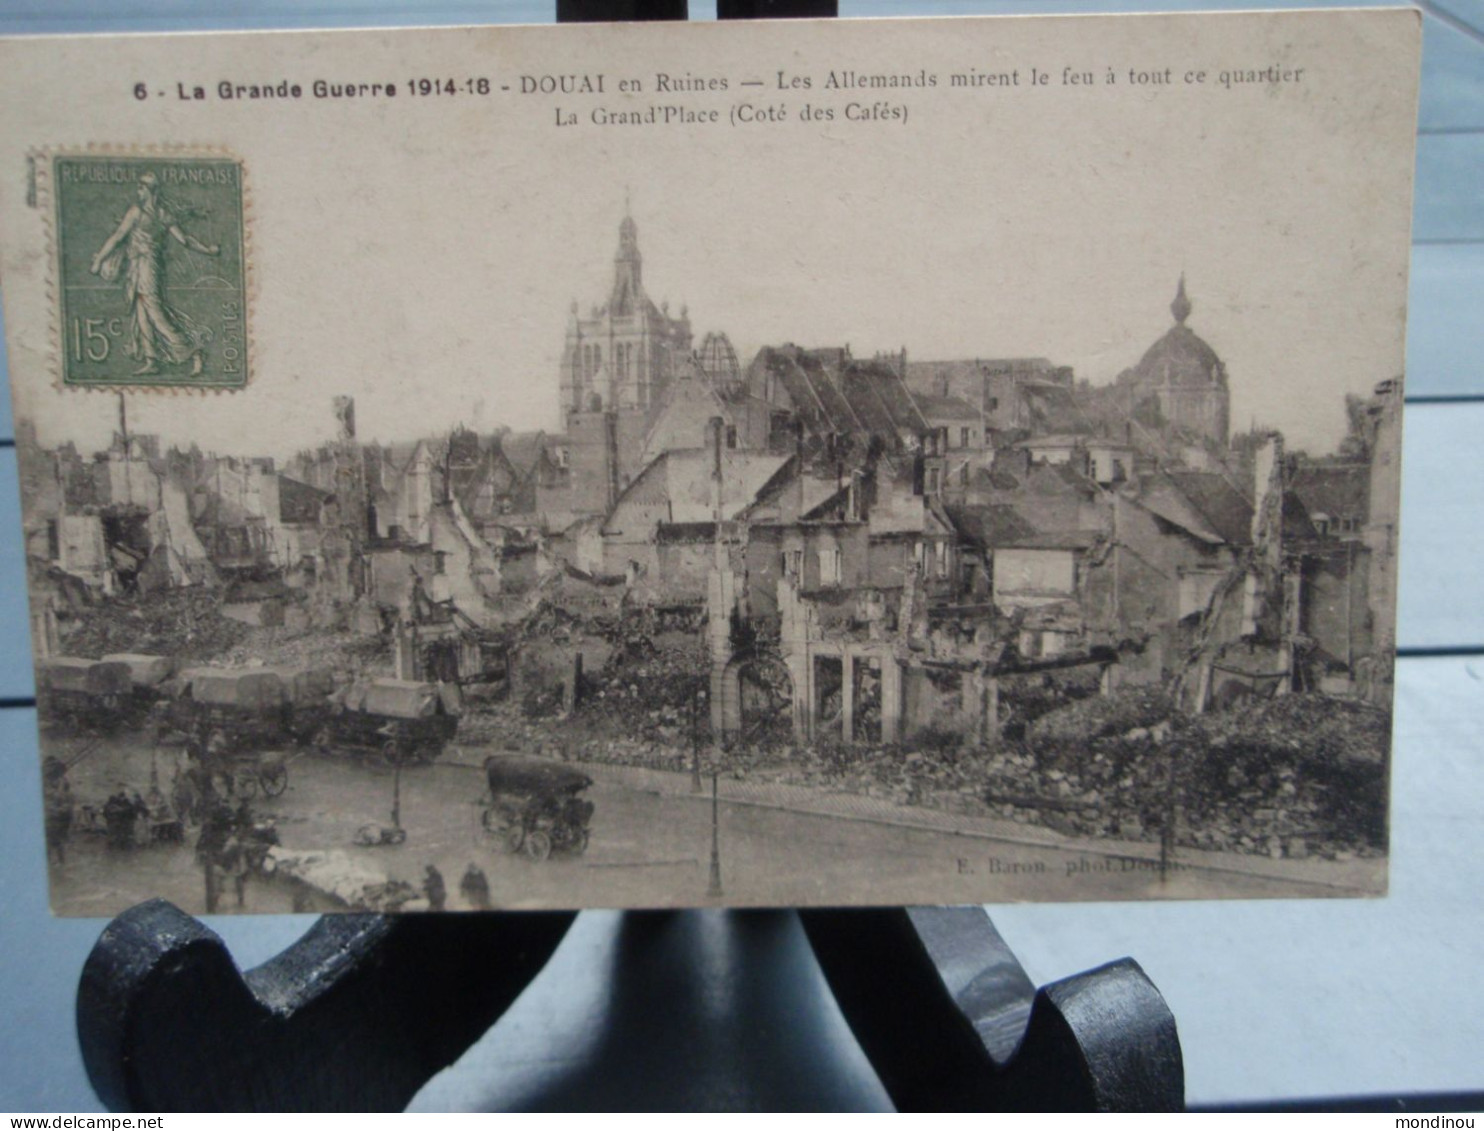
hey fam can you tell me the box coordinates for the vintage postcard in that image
[0,10,1418,915]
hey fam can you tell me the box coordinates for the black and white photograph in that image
[0,9,1419,913]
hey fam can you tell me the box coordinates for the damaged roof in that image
[842,358,931,434]
[749,345,930,440]
[751,346,860,436]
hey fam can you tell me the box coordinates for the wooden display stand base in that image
[77,901,1182,1111]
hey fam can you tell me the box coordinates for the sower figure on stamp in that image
[89,171,219,377]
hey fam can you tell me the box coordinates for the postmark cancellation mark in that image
[50,153,247,390]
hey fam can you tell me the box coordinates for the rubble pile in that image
[1183,693,1389,767]
[574,632,708,746]
[460,613,710,765]
[981,691,1390,858]
[61,588,249,663]
[1175,694,1390,853]
[457,589,1389,863]
[1028,686,1174,751]
[61,586,392,679]
[217,626,391,678]
[753,739,986,807]
[996,668,1105,741]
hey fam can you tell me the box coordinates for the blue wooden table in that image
[0,0,1480,1111]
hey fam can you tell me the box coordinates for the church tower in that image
[559,207,693,416]
[610,213,642,316]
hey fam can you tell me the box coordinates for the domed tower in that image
[1120,276,1230,445]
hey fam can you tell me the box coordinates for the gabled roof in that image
[379,438,436,472]
[500,431,551,478]
[913,393,980,422]
[976,466,1021,491]
[1003,531,1103,551]
[838,367,899,435]
[841,360,930,434]
[1280,490,1321,543]
[279,476,328,525]
[1165,472,1252,544]
[1019,382,1091,435]
[1136,470,1253,545]
[605,449,791,530]
[752,347,859,435]
[805,358,861,432]
[945,503,1039,549]
[800,484,853,523]
[1288,462,1369,522]
[739,457,853,525]
[1024,460,1101,500]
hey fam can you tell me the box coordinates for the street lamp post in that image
[1159,745,1179,883]
[392,760,402,834]
[707,767,723,899]
[691,686,704,795]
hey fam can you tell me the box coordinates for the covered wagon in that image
[320,678,460,764]
[103,652,176,719]
[36,657,132,730]
[173,667,290,748]
[172,668,294,798]
[262,665,337,743]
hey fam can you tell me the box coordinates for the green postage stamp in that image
[50,152,247,390]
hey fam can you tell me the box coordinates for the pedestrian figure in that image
[219,830,249,908]
[196,797,234,913]
[459,863,491,911]
[102,789,139,851]
[422,865,447,912]
[171,761,201,827]
[42,756,74,865]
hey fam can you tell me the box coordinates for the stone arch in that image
[718,651,795,749]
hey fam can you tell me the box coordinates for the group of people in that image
[420,863,493,911]
[46,750,500,916]
[43,755,183,862]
